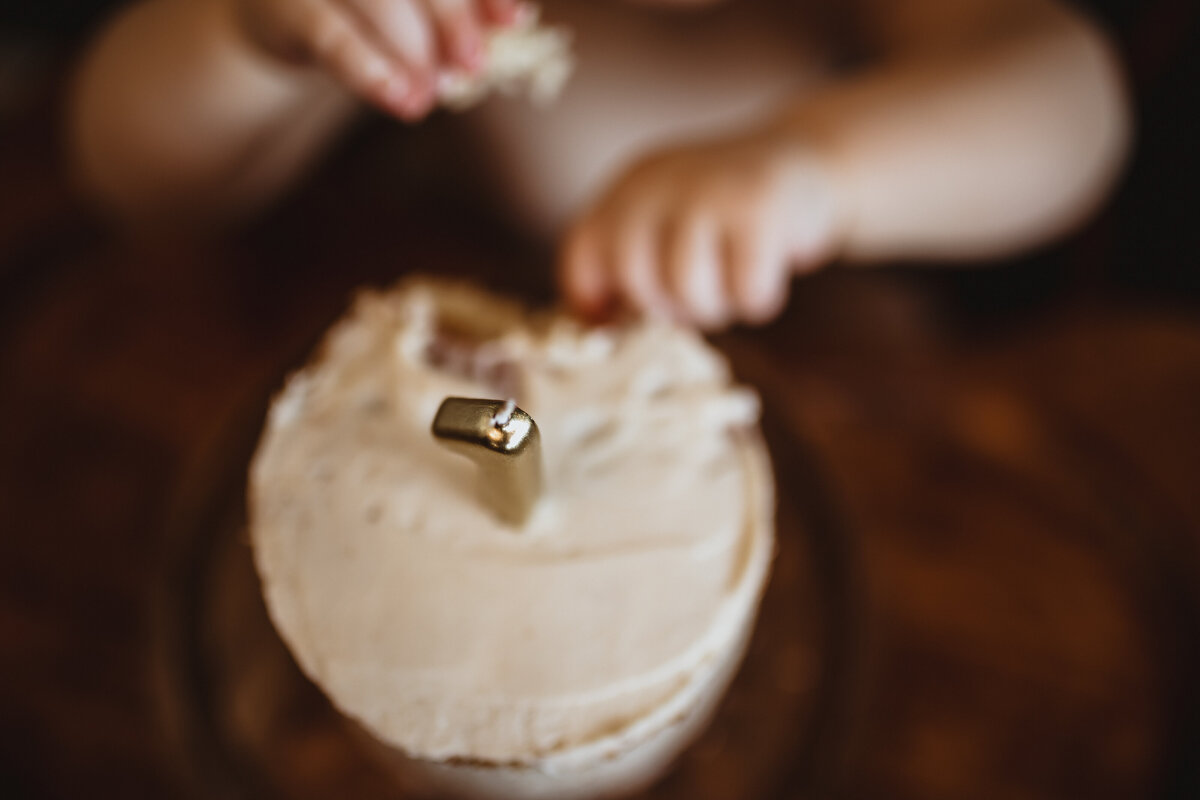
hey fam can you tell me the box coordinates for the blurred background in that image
[2,1,1199,798]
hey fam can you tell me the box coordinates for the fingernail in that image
[513,2,536,25]
[399,100,428,122]
[458,36,483,73]
[384,90,417,120]
[580,298,616,324]
[390,87,430,121]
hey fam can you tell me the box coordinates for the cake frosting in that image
[439,7,574,110]
[249,280,774,788]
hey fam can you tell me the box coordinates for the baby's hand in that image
[560,129,845,330]
[235,0,522,119]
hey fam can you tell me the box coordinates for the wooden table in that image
[3,90,1199,799]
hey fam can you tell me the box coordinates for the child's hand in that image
[559,129,845,330]
[235,0,522,120]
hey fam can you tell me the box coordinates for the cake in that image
[438,6,574,110]
[249,280,775,799]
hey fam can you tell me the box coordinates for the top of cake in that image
[249,280,771,765]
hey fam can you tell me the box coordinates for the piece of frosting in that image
[250,281,769,764]
[438,7,574,110]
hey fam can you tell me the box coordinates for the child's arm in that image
[68,0,518,230]
[790,0,1131,263]
[560,0,1131,328]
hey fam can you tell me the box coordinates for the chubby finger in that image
[664,213,731,330]
[304,1,409,111]
[615,214,675,320]
[346,0,438,111]
[424,0,485,71]
[726,224,789,324]
[560,222,614,320]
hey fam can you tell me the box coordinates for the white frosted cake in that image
[249,280,775,799]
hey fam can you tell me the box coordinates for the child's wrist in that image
[760,116,855,271]
[782,101,864,267]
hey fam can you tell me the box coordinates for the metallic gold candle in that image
[431,397,544,527]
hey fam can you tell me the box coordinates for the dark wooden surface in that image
[3,78,1200,799]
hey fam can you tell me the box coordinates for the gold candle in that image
[431,397,544,527]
